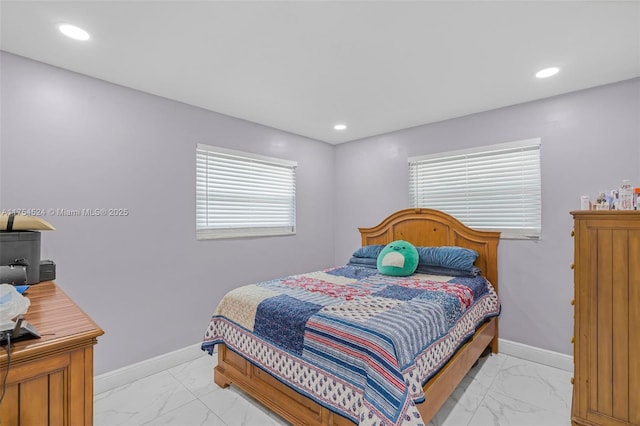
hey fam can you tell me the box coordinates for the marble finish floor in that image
[94,351,573,426]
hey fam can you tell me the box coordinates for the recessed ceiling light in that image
[58,23,91,41]
[333,124,347,131]
[535,67,559,79]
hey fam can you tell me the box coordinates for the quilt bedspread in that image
[201,265,500,425]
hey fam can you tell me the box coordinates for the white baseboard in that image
[94,339,572,395]
[499,338,573,372]
[94,342,212,395]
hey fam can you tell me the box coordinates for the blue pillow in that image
[347,257,378,268]
[349,258,481,277]
[416,246,479,270]
[352,245,385,259]
[415,264,481,277]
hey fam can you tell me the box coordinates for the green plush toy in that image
[376,240,419,276]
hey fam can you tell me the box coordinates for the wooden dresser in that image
[571,211,640,426]
[0,281,103,425]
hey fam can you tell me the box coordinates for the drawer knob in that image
[571,377,574,384]
[570,263,575,270]
[571,336,575,344]
[570,299,575,305]
[571,230,575,237]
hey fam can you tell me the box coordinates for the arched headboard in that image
[359,208,500,290]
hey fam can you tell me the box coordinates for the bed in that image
[201,208,500,425]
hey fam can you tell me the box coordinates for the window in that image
[196,144,297,239]
[409,139,541,239]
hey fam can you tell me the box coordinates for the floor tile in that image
[168,352,219,397]
[489,356,573,414]
[198,386,287,426]
[469,390,571,426]
[95,352,573,426]
[94,371,196,426]
[141,399,228,426]
[428,374,489,426]
[466,352,507,388]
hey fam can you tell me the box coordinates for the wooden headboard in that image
[359,208,500,290]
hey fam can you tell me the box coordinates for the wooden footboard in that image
[214,316,497,425]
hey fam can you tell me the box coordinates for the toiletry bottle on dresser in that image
[619,180,633,210]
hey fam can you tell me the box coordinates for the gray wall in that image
[0,52,336,374]
[334,77,640,356]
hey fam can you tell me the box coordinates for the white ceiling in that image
[1,1,639,144]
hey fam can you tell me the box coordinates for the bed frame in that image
[214,208,500,425]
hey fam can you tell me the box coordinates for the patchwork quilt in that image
[201,265,500,425]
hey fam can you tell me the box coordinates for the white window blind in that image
[196,144,297,239]
[409,139,541,239]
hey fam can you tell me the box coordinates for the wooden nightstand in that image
[0,281,104,425]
